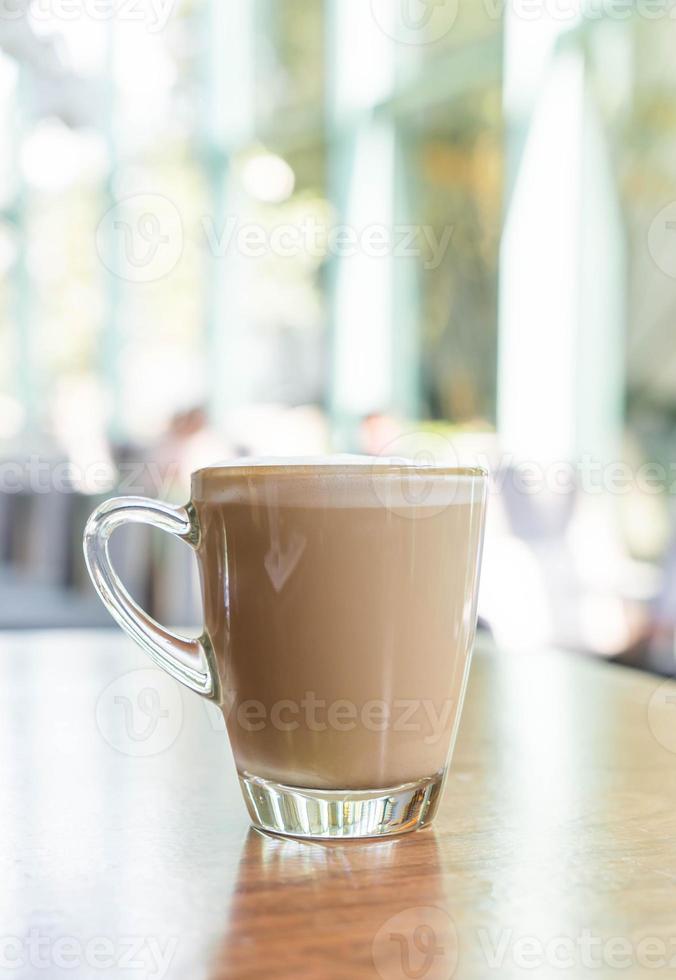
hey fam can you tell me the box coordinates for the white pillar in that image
[203,0,256,425]
[498,16,625,467]
[326,0,397,445]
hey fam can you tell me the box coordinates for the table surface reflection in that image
[3,630,676,979]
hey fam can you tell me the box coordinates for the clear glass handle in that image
[83,496,218,700]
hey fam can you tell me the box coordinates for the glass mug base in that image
[239,771,444,840]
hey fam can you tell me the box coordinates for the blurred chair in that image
[0,484,13,563]
[15,487,74,587]
[0,458,149,628]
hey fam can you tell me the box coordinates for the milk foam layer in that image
[192,455,486,508]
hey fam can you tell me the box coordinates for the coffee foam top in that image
[192,455,487,508]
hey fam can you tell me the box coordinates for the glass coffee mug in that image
[84,458,487,839]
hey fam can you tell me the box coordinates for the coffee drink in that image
[193,460,486,789]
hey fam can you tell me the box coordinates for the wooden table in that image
[3,630,676,979]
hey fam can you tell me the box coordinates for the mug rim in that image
[192,461,488,480]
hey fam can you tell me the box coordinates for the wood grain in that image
[2,631,676,979]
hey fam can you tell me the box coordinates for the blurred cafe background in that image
[1,0,676,672]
